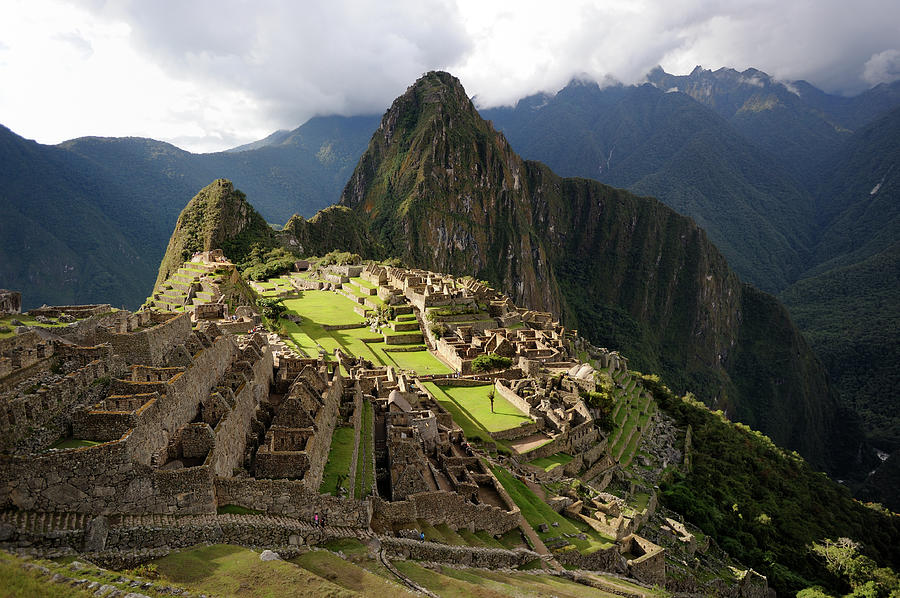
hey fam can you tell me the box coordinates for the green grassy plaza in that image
[278,291,452,375]
[354,400,375,498]
[423,383,531,435]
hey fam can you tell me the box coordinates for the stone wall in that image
[206,345,273,477]
[489,421,541,441]
[95,312,192,366]
[27,304,110,318]
[0,434,216,514]
[624,534,666,586]
[555,544,623,572]
[214,478,371,527]
[0,290,22,314]
[384,332,424,345]
[494,379,535,418]
[125,334,236,465]
[1,351,125,452]
[380,537,539,568]
[371,491,520,535]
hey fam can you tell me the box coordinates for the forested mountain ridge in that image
[480,67,900,472]
[0,115,378,310]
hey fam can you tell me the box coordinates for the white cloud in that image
[1,0,899,152]
[862,49,900,86]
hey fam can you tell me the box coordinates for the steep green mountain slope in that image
[481,80,817,293]
[0,125,157,309]
[645,375,900,595]
[60,114,379,225]
[809,106,900,274]
[153,179,277,290]
[778,107,900,457]
[337,71,867,476]
[478,69,900,484]
[0,115,378,309]
[781,243,900,450]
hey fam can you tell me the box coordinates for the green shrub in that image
[471,353,513,373]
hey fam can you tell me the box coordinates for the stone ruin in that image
[0,273,767,596]
[0,290,22,315]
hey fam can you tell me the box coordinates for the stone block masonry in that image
[215,478,372,527]
[380,537,539,569]
[371,490,520,536]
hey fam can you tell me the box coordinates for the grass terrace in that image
[151,544,353,598]
[423,383,531,436]
[290,548,408,596]
[0,313,85,338]
[490,464,615,554]
[49,438,101,450]
[354,400,375,498]
[528,452,573,472]
[319,426,356,496]
[394,560,627,598]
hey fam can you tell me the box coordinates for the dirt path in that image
[509,433,553,453]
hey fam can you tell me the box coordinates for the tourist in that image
[314,512,319,527]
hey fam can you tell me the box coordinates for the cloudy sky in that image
[2,0,899,153]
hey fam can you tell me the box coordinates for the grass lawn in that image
[394,560,622,598]
[283,292,366,326]
[279,292,451,375]
[349,276,377,290]
[490,465,614,554]
[355,400,374,498]
[377,347,452,374]
[291,549,410,596]
[630,492,651,511]
[0,314,80,339]
[423,383,530,434]
[153,544,354,598]
[320,426,356,496]
[422,382,492,442]
[0,551,92,598]
[529,453,573,472]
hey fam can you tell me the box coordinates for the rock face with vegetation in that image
[336,71,866,476]
[154,179,275,290]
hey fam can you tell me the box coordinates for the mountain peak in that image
[153,178,273,290]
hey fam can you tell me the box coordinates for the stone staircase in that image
[147,263,224,313]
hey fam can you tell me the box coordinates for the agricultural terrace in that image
[279,291,452,375]
[490,465,616,554]
[423,383,531,438]
[528,453,573,472]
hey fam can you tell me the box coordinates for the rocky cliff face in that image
[340,72,560,314]
[336,71,865,474]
